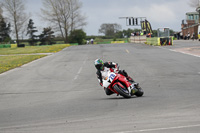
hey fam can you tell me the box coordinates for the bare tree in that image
[189,0,200,7]
[69,0,87,32]
[1,0,29,45]
[189,0,200,23]
[41,0,87,43]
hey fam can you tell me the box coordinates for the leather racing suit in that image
[96,62,134,95]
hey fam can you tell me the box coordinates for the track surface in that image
[0,40,200,133]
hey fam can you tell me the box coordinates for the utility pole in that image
[199,0,200,23]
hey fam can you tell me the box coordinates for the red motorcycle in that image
[102,72,144,98]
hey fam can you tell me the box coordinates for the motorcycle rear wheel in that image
[113,84,131,98]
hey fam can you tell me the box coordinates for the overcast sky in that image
[26,0,195,35]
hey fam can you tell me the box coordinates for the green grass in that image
[0,44,70,55]
[0,44,71,74]
[0,55,46,74]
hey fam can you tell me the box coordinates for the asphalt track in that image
[0,40,200,133]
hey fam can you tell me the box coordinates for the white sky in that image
[24,0,195,35]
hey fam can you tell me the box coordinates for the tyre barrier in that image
[17,44,25,47]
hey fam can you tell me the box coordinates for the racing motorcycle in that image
[102,71,144,98]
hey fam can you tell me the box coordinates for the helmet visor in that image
[95,64,103,70]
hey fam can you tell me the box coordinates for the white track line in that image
[157,46,200,58]
[169,49,200,58]
[115,124,200,133]
[74,67,82,80]
[126,49,130,53]
[74,58,87,80]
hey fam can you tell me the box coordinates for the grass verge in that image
[0,55,47,74]
[0,44,70,55]
[0,44,71,74]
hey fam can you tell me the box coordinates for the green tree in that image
[27,19,38,46]
[122,28,134,38]
[122,28,142,38]
[0,17,11,42]
[114,31,124,38]
[152,30,157,37]
[99,23,121,37]
[69,29,86,45]
[39,27,55,45]
[2,0,29,45]
[170,29,175,36]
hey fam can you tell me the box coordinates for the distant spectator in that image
[177,32,180,40]
[147,33,151,38]
[187,32,190,40]
[87,40,90,44]
[192,32,195,41]
[90,38,94,44]
[180,32,183,39]
[184,36,187,40]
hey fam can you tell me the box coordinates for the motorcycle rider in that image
[94,59,138,96]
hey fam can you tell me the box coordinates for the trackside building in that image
[181,12,200,40]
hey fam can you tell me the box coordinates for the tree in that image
[0,17,11,42]
[122,28,134,38]
[69,29,86,45]
[99,23,122,37]
[121,28,142,38]
[69,0,87,32]
[0,4,3,18]
[189,0,199,7]
[40,0,87,43]
[39,27,55,45]
[1,0,29,45]
[27,19,38,46]
[114,31,124,38]
[189,0,200,23]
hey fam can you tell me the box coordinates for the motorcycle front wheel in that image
[135,86,144,97]
[113,84,131,98]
